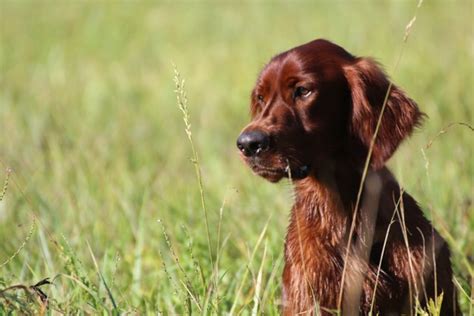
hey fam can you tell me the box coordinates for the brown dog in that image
[237,39,459,315]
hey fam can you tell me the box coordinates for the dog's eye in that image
[294,87,311,99]
[257,94,265,102]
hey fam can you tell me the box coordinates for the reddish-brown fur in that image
[237,39,459,315]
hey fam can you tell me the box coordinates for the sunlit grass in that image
[0,1,472,314]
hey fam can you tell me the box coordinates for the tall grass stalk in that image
[0,218,36,269]
[0,168,11,202]
[181,225,207,292]
[229,219,270,315]
[251,240,267,316]
[157,246,181,310]
[60,235,101,310]
[173,65,214,267]
[369,195,401,315]
[86,241,118,311]
[158,219,201,312]
[210,190,230,314]
[337,0,424,312]
[395,192,419,315]
[260,252,284,309]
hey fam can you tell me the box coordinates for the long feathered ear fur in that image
[343,57,425,169]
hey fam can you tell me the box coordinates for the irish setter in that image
[237,39,459,315]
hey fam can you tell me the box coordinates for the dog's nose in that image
[236,130,270,157]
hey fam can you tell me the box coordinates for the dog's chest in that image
[282,182,351,312]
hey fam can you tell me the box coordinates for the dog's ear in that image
[343,57,424,169]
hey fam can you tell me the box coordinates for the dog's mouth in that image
[249,161,311,182]
[284,164,311,179]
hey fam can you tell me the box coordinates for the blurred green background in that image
[1,1,472,314]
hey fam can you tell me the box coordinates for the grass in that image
[0,1,473,314]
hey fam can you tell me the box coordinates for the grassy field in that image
[0,1,473,314]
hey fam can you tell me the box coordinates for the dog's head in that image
[237,39,423,182]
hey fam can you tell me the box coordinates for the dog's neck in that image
[290,163,366,247]
[295,161,363,208]
[290,162,390,246]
